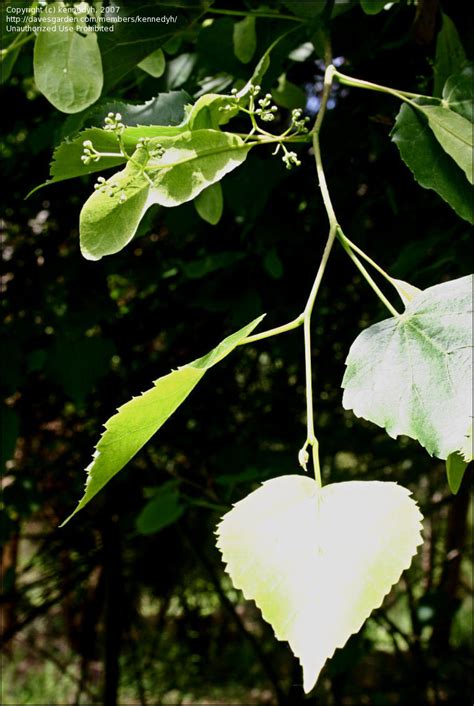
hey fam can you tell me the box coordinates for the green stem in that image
[297,52,339,487]
[336,229,394,284]
[333,68,436,103]
[337,228,401,316]
[1,32,35,55]
[239,314,304,345]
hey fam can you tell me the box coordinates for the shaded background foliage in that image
[1,1,473,704]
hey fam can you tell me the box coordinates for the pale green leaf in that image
[138,48,166,78]
[233,16,257,64]
[418,105,473,184]
[442,64,474,122]
[33,2,103,113]
[460,421,472,462]
[433,13,467,97]
[79,129,251,259]
[136,482,184,534]
[217,476,423,693]
[186,94,240,130]
[391,101,474,224]
[61,315,265,525]
[194,183,224,225]
[446,453,468,495]
[390,278,422,306]
[283,2,325,18]
[79,151,151,261]
[342,276,473,460]
[147,129,251,208]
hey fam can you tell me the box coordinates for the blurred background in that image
[1,1,473,704]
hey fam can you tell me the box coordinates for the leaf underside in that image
[217,476,423,693]
[79,129,250,260]
[342,275,473,460]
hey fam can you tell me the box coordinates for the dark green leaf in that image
[194,183,224,225]
[136,482,184,534]
[33,2,103,113]
[61,315,265,524]
[273,73,306,109]
[283,1,326,18]
[0,46,20,84]
[263,249,284,279]
[342,276,473,460]
[182,252,244,279]
[46,337,116,405]
[233,15,257,64]
[59,91,190,140]
[446,453,468,494]
[391,101,474,224]
[417,104,473,183]
[433,13,467,97]
[138,48,166,78]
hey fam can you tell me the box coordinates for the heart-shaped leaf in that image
[217,476,423,693]
[342,275,473,459]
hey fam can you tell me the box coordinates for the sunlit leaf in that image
[343,276,473,460]
[61,315,264,524]
[79,149,151,261]
[33,1,103,113]
[217,476,423,693]
[80,129,251,259]
[138,48,166,78]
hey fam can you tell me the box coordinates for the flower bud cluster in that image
[291,108,310,134]
[104,112,125,134]
[93,176,127,202]
[137,137,165,160]
[81,140,101,165]
[282,150,301,170]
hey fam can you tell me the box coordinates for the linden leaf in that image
[61,315,264,525]
[342,275,473,460]
[34,2,103,113]
[217,476,423,693]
